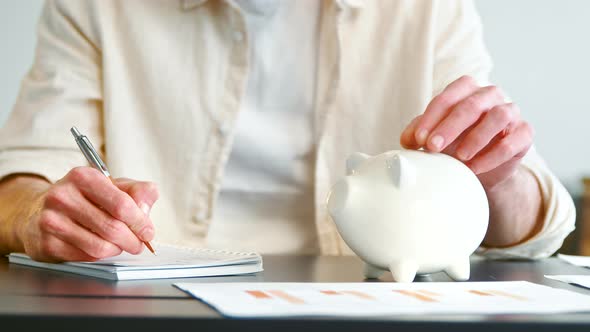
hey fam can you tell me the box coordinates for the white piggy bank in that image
[327,149,489,282]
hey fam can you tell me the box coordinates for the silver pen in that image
[70,126,110,177]
[70,126,156,255]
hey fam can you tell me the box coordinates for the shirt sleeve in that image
[431,0,493,95]
[0,0,103,183]
[431,1,576,259]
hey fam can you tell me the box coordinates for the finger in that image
[440,130,470,157]
[43,184,144,254]
[36,234,98,263]
[426,86,505,152]
[468,122,533,174]
[400,115,423,149]
[455,103,520,161]
[112,178,159,215]
[65,167,153,242]
[414,75,479,146]
[38,208,124,259]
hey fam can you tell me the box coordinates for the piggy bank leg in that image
[389,261,418,283]
[363,263,385,279]
[444,257,470,281]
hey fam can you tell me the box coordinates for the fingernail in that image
[140,203,151,216]
[430,135,444,151]
[140,226,155,242]
[416,129,429,145]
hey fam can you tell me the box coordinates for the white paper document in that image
[545,275,590,289]
[174,281,590,317]
[558,254,590,268]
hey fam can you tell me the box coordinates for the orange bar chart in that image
[469,290,493,296]
[243,286,528,308]
[393,290,438,303]
[175,281,588,317]
[267,290,306,304]
[245,290,272,299]
[469,289,527,301]
[341,290,375,300]
[246,289,306,304]
[488,290,528,301]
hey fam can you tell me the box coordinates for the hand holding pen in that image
[70,126,157,255]
[14,127,158,262]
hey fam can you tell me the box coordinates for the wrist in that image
[481,166,544,248]
[483,167,521,197]
[14,190,46,252]
[0,175,50,253]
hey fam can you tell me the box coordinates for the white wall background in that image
[1,1,589,195]
[0,1,43,124]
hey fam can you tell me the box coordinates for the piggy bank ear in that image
[346,152,370,175]
[389,154,416,188]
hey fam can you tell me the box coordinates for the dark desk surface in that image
[1,255,590,331]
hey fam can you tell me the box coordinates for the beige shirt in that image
[0,0,576,257]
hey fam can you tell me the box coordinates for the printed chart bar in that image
[244,287,527,306]
[268,290,306,304]
[488,290,528,301]
[469,290,493,296]
[341,290,375,300]
[245,290,272,299]
[394,290,438,303]
[469,289,527,301]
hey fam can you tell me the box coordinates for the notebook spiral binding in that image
[153,242,260,258]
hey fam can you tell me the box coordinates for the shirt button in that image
[232,30,244,42]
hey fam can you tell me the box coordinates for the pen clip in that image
[81,137,110,176]
[71,127,111,177]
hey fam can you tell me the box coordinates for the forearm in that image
[482,167,544,248]
[0,175,50,254]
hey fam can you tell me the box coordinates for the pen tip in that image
[144,241,156,255]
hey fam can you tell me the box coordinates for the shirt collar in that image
[181,0,365,11]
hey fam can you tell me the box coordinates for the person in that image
[0,0,575,262]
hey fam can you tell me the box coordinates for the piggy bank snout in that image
[327,178,350,219]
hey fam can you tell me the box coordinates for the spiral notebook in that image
[8,243,263,281]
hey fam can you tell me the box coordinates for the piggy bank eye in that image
[388,154,416,188]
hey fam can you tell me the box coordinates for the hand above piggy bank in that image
[327,149,489,282]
